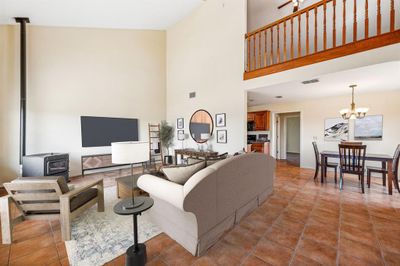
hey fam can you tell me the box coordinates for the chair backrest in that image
[341,141,363,145]
[393,144,400,176]
[312,142,320,164]
[338,144,367,174]
[3,177,67,215]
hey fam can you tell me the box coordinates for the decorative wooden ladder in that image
[148,124,164,169]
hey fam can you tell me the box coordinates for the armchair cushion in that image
[70,188,98,211]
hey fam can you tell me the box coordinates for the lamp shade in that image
[111,141,149,164]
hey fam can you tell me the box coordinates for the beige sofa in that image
[137,153,275,256]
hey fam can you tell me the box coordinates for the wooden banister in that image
[245,0,400,79]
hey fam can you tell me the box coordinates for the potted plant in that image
[159,121,174,164]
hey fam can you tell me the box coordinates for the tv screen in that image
[80,116,139,147]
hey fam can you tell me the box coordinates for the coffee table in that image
[116,174,143,199]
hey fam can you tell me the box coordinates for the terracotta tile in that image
[338,253,383,266]
[10,232,55,260]
[239,212,272,237]
[273,215,305,234]
[242,255,272,266]
[264,226,302,250]
[191,257,217,266]
[47,260,62,266]
[375,229,400,254]
[13,221,52,242]
[383,251,400,266]
[206,241,247,265]
[296,238,337,266]
[60,257,70,266]
[146,233,176,261]
[147,257,168,266]
[253,238,293,266]
[222,225,261,251]
[56,242,67,259]
[302,223,338,247]
[0,244,10,266]
[52,230,62,243]
[9,245,59,266]
[340,223,377,247]
[291,253,322,266]
[159,243,197,266]
[112,254,125,266]
[339,237,383,264]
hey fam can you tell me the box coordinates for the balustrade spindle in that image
[291,18,294,59]
[247,36,250,71]
[306,11,310,55]
[377,0,381,35]
[353,0,357,41]
[314,7,318,53]
[284,21,287,61]
[390,0,395,32]
[258,32,261,69]
[333,0,337,47]
[277,24,280,63]
[270,27,274,65]
[323,0,327,50]
[298,15,301,57]
[365,0,369,38]
[343,0,347,45]
[264,30,267,67]
[253,35,256,70]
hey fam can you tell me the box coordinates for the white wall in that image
[286,116,300,153]
[0,25,166,184]
[249,90,400,170]
[166,0,248,154]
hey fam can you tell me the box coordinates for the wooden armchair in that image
[0,176,104,244]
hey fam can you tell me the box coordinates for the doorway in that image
[275,112,301,166]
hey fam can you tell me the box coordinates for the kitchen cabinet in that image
[249,142,270,154]
[247,111,270,131]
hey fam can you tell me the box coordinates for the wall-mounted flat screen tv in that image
[80,116,139,147]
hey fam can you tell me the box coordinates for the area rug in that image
[65,186,161,266]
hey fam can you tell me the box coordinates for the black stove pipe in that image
[15,17,30,165]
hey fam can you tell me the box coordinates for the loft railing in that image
[244,0,400,80]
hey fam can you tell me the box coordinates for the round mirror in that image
[189,109,214,143]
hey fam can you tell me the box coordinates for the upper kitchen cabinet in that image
[247,111,270,131]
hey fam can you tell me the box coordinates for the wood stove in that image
[22,153,69,182]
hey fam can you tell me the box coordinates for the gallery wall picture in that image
[355,115,383,140]
[177,130,185,141]
[215,113,226,127]
[217,130,227,143]
[177,118,184,129]
[324,118,349,141]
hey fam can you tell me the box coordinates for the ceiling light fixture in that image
[339,85,369,120]
[275,96,283,99]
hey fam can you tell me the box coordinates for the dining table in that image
[320,150,398,195]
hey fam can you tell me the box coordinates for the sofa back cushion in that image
[162,161,206,185]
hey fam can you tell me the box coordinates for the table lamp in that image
[112,141,149,210]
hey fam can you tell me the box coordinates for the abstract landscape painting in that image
[324,118,349,141]
[355,115,383,140]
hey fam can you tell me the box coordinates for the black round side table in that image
[113,196,154,266]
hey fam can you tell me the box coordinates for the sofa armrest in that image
[137,175,185,210]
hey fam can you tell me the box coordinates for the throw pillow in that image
[206,153,228,167]
[161,161,206,185]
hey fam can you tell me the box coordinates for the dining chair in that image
[338,144,367,193]
[312,142,338,183]
[367,144,400,188]
[340,141,363,145]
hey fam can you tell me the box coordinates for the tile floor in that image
[2,161,400,266]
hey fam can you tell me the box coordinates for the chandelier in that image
[339,85,369,120]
